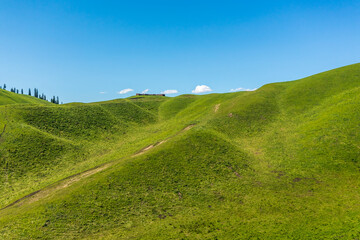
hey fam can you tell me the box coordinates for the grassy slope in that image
[0,89,51,105]
[1,64,360,239]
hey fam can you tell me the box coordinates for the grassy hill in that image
[0,89,51,106]
[0,64,360,239]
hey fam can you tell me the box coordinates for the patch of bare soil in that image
[214,104,220,112]
[134,124,194,156]
[133,144,155,156]
[183,125,194,131]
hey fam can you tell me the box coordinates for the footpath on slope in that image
[1,124,195,211]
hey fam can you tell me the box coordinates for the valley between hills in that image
[1,64,360,239]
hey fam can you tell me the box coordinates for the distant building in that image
[136,93,165,96]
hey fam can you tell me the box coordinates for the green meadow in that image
[0,64,360,239]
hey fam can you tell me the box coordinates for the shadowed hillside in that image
[0,64,360,239]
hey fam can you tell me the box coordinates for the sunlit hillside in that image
[1,64,360,239]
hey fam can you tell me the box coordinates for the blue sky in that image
[1,0,359,103]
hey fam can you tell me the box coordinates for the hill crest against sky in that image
[1,1,360,103]
[1,64,360,238]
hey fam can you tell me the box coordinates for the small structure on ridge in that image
[136,93,165,96]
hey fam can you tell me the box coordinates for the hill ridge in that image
[1,63,360,239]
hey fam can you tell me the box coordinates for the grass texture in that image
[0,64,360,239]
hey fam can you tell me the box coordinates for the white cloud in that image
[141,89,149,94]
[192,85,212,94]
[118,88,134,94]
[229,88,244,92]
[99,91,106,94]
[229,87,257,92]
[161,89,178,94]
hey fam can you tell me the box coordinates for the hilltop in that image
[0,89,52,106]
[0,63,360,239]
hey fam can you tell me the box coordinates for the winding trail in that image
[1,124,195,211]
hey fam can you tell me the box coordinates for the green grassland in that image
[0,89,51,106]
[1,64,360,239]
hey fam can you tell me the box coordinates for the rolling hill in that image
[0,89,51,106]
[0,64,360,239]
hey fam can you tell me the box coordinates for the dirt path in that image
[1,124,195,211]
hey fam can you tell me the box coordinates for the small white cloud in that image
[99,91,106,94]
[192,85,212,94]
[118,88,134,94]
[161,89,178,94]
[141,89,149,94]
[229,87,257,92]
[229,88,244,92]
